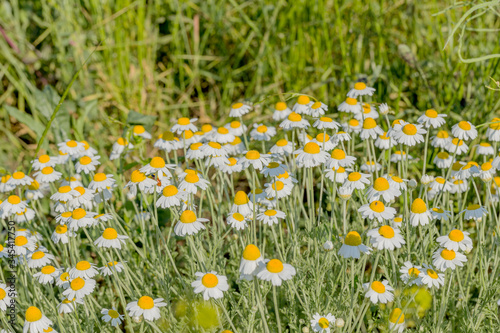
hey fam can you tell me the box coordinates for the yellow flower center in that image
[41,265,56,275]
[180,210,197,223]
[451,138,464,146]
[437,152,449,159]
[232,213,245,222]
[363,118,377,129]
[227,158,237,166]
[177,117,190,125]
[230,121,241,128]
[72,208,87,220]
[234,191,249,205]
[348,172,361,182]
[246,150,261,160]
[232,102,243,109]
[218,127,229,134]
[79,156,92,165]
[297,95,310,105]
[60,272,70,281]
[56,225,68,234]
[449,229,464,242]
[264,210,277,216]
[427,269,438,279]
[320,117,332,123]
[208,142,221,149]
[489,118,500,130]
[436,130,449,139]
[379,132,389,140]
[108,309,120,318]
[411,198,427,214]
[345,97,357,106]
[130,170,145,183]
[134,125,145,134]
[389,308,405,324]
[344,231,362,246]
[303,142,320,154]
[318,317,329,328]
[354,82,367,90]
[276,139,288,147]
[102,228,118,240]
[201,124,213,133]
[25,306,43,322]
[201,273,219,288]
[8,195,21,204]
[138,296,155,310]
[266,259,284,273]
[424,109,438,118]
[0,288,5,300]
[116,138,127,146]
[369,201,385,213]
[162,185,178,197]
[185,173,200,184]
[458,121,471,130]
[242,244,261,260]
[288,112,302,122]
[150,157,166,169]
[467,204,480,211]
[378,225,395,239]
[433,207,444,213]
[15,236,28,246]
[93,173,107,182]
[441,249,456,260]
[272,181,285,191]
[402,124,417,135]
[13,171,25,179]
[76,261,91,271]
[67,140,78,148]
[371,281,386,293]
[38,154,52,164]
[190,142,203,151]
[70,277,85,291]
[161,131,175,140]
[331,149,346,160]
[28,180,40,190]
[275,102,287,111]
[231,137,242,145]
[408,267,420,278]
[311,101,322,109]
[31,251,45,260]
[373,178,390,192]
[348,119,359,127]
[257,125,268,133]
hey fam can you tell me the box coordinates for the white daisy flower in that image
[178,171,210,194]
[294,142,330,168]
[109,138,133,161]
[226,212,249,230]
[452,121,477,141]
[69,260,99,279]
[0,283,12,311]
[220,157,243,174]
[58,139,85,156]
[279,112,310,130]
[31,154,58,171]
[51,224,73,244]
[62,277,96,300]
[270,139,295,155]
[310,313,336,333]
[174,210,209,236]
[100,261,126,276]
[433,152,454,169]
[27,250,55,268]
[55,271,71,288]
[461,204,487,221]
[101,307,124,327]
[308,101,328,117]
[446,138,469,155]
[13,207,36,224]
[13,234,36,256]
[231,191,253,216]
[186,142,205,160]
[313,116,340,130]
[250,124,276,141]
[154,131,180,152]
[57,297,82,314]
[432,248,467,271]
[342,118,362,133]
[347,82,376,98]
[192,271,229,300]
[238,150,271,170]
[264,180,292,199]
[367,225,405,250]
[437,229,472,252]
[324,166,348,183]
[6,171,33,187]
[33,265,61,285]
[431,130,451,149]
[374,132,396,150]
[359,201,397,223]
[399,261,422,286]
[239,244,265,280]
[273,102,292,121]
[23,306,52,333]
[229,102,252,117]
[338,97,362,114]
[419,264,445,289]
[213,127,236,144]
[94,228,128,249]
[126,296,167,321]
[392,122,426,146]
[292,95,313,114]
[388,308,406,333]
[171,117,198,134]
[486,118,500,141]
[417,109,447,128]
[475,142,495,156]
[365,177,401,203]
[132,125,152,139]
[68,208,97,231]
[0,175,16,192]
[139,157,175,180]
[256,259,296,286]
[225,120,247,136]
[256,209,286,226]
[332,131,351,143]
[390,151,413,163]
[75,155,101,174]
[410,198,432,226]
[338,231,371,259]
[431,207,452,221]
[0,195,28,215]
[363,280,394,304]
[343,171,371,190]
[326,149,356,169]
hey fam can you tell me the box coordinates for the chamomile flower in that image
[33,265,61,285]
[58,139,85,156]
[410,198,432,226]
[231,191,253,216]
[57,297,83,314]
[94,228,129,249]
[374,132,396,150]
[1,195,28,215]
[224,120,247,136]
[270,139,295,155]
[379,103,390,115]
[226,212,249,230]
[220,157,243,174]
[127,296,167,322]
[431,207,451,221]
[75,155,101,174]
[363,280,394,304]
[461,204,487,221]
[33,167,62,183]
[388,175,407,192]
[213,127,236,144]
[419,264,445,288]
[446,138,469,155]
[390,151,413,163]
[174,210,209,236]
[23,306,52,333]
[325,166,348,183]
[279,112,310,130]
[239,244,265,279]
[7,171,33,187]
[0,283,12,311]
[431,130,451,149]
[55,271,71,288]
[186,142,205,160]
[308,101,328,117]
[154,131,180,152]
[338,97,362,114]
[69,260,98,279]
[326,149,356,168]
[200,142,228,158]
[450,178,468,194]
[273,102,292,121]
[27,250,55,268]
[100,261,125,276]
[171,117,198,134]
[347,82,376,98]
[360,118,384,140]
[68,208,97,231]
[132,125,152,139]
[264,180,292,199]
[417,109,447,128]
[475,142,495,156]
[256,259,296,286]
[486,118,500,141]
[479,162,495,181]
[192,271,229,300]
[310,313,336,333]
[437,229,473,252]
[399,261,422,286]
[432,248,467,271]
[452,121,477,140]
[313,117,340,130]
[366,177,401,202]
[393,123,426,146]
[292,95,313,114]
[229,102,252,117]
[51,224,73,244]
[13,208,36,223]
[256,209,286,226]
[178,170,210,194]
[333,131,351,142]
[226,136,246,155]
[109,138,133,160]
[429,177,452,193]
[101,307,124,327]
[62,277,96,299]
[140,157,175,180]
[156,185,187,208]
[31,154,58,171]
[0,175,15,192]
[13,234,36,256]
[388,308,405,333]
[342,118,362,133]
[260,162,286,178]
[250,124,276,141]
[433,152,454,169]
[343,171,371,190]
[338,231,371,259]
[238,150,271,170]
[359,201,397,223]
[367,225,405,250]
[294,142,330,168]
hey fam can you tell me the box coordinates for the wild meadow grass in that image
[1,1,500,333]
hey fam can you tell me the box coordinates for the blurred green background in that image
[0,0,499,170]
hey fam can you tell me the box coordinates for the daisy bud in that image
[408,179,418,189]
[126,191,136,201]
[421,174,434,185]
[335,318,345,327]
[379,103,390,115]
[338,186,353,200]
[323,241,334,251]
[132,315,143,323]
[302,327,310,333]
